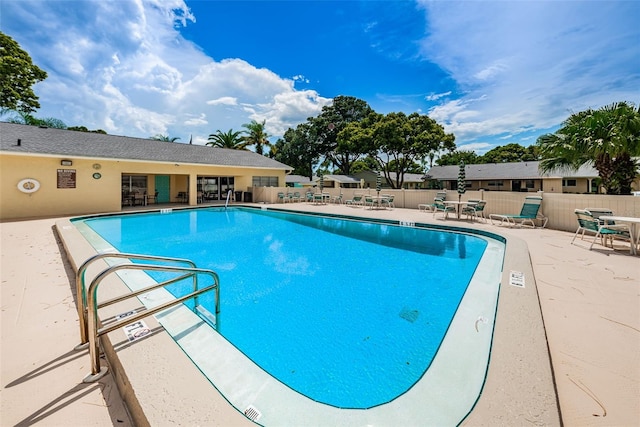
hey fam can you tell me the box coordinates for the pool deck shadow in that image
[1,204,638,426]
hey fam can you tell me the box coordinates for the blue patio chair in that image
[489,196,548,228]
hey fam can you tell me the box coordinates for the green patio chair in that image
[462,200,486,222]
[419,191,447,212]
[382,194,394,209]
[346,194,363,207]
[433,198,455,219]
[489,196,548,228]
[571,209,630,250]
[364,195,375,209]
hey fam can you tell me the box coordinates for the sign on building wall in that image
[57,169,76,189]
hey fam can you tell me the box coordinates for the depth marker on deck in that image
[509,270,525,288]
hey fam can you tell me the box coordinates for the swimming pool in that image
[73,207,505,424]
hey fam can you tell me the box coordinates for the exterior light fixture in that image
[60,159,73,166]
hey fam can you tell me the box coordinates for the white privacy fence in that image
[250,187,640,232]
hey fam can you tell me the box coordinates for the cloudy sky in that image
[1,0,638,153]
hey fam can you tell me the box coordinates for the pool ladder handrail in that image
[225,189,232,209]
[75,252,198,346]
[75,253,220,383]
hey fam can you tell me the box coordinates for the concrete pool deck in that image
[1,204,638,426]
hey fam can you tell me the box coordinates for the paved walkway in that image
[1,206,638,426]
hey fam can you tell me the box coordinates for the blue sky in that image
[1,0,639,155]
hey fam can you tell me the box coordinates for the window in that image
[122,175,147,193]
[252,176,279,187]
[526,180,535,189]
[563,179,577,187]
[488,181,503,187]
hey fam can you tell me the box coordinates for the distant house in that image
[353,171,425,189]
[424,161,624,194]
[285,174,316,187]
[313,174,362,189]
[0,122,292,220]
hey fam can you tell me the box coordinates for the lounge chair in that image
[462,200,486,222]
[433,198,455,219]
[571,209,630,250]
[277,192,286,203]
[346,194,363,207]
[489,196,548,228]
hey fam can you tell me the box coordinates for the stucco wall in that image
[254,187,640,232]
[0,153,286,220]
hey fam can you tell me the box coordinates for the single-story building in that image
[423,161,639,194]
[0,122,292,220]
[313,174,362,189]
[285,174,316,187]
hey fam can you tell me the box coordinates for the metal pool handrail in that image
[82,262,220,382]
[225,189,232,209]
[75,252,198,347]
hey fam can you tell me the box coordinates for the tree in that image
[6,110,66,128]
[207,129,248,149]
[369,112,455,188]
[0,32,47,113]
[309,95,375,174]
[480,143,538,163]
[150,134,180,142]
[67,125,107,134]
[242,119,271,155]
[537,102,640,194]
[436,150,480,166]
[272,123,321,178]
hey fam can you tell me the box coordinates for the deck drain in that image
[244,405,262,422]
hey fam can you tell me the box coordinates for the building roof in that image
[0,122,292,170]
[316,174,361,184]
[285,174,316,184]
[353,171,425,183]
[425,161,600,181]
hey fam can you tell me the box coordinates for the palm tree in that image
[242,119,271,155]
[206,129,248,149]
[537,101,640,194]
[5,110,66,128]
[150,134,181,142]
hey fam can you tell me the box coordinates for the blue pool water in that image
[79,207,489,409]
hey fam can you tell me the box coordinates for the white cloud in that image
[455,142,492,154]
[417,0,640,146]
[425,91,451,101]
[206,97,238,106]
[184,113,208,126]
[2,1,331,142]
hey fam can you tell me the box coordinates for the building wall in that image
[1,153,286,220]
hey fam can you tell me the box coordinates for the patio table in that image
[443,200,477,219]
[367,195,388,210]
[599,215,640,255]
